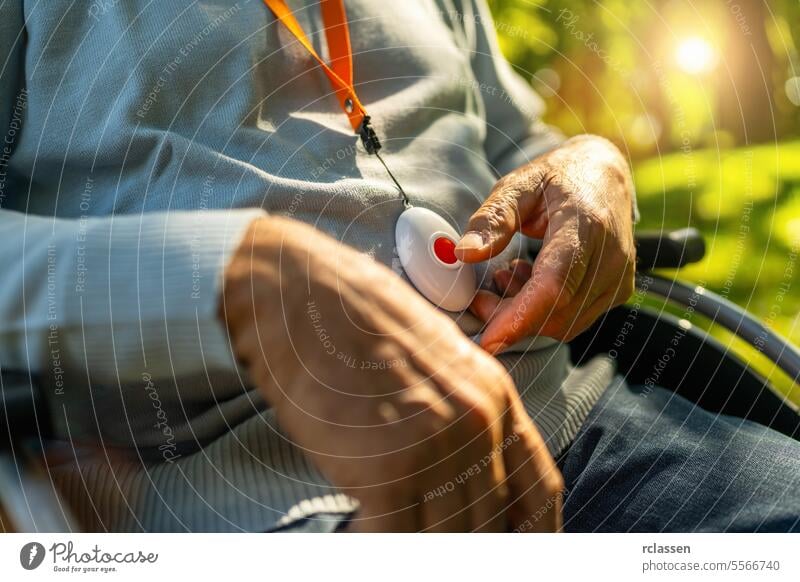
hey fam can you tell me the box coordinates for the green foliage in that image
[488,0,800,157]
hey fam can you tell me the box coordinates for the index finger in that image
[479,227,591,353]
[455,169,547,264]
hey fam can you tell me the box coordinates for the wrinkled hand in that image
[221,216,563,532]
[455,135,636,352]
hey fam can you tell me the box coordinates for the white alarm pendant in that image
[264,0,479,312]
[395,206,477,312]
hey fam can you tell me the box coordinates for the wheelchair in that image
[1,229,798,531]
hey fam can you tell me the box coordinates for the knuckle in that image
[620,275,635,302]
[472,352,515,394]
[613,268,635,305]
[545,469,566,498]
[491,372,518,410]
[473,200,516,232]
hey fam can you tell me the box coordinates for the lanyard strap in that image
[263,0,381,153]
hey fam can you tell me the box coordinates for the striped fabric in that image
[51,344,616,532]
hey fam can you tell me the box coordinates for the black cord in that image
[359,116,411,208]
[375,149,411,208]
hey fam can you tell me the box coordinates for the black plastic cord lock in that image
[358,116,382,155]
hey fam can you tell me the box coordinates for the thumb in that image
[455,171,544,263]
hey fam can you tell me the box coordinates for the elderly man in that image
[1,0,797,532]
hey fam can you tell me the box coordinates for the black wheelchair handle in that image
[635,227,706,271]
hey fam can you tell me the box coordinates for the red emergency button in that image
[432,236,458,265]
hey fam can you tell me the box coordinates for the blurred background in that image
[488,0,799,402]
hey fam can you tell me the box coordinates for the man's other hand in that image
[455,135,636,353]
[220,216,564,532]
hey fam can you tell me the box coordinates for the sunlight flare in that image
[675,36,718,75]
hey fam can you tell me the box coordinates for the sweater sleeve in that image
[0,2,266,386]
[0,208,265,386]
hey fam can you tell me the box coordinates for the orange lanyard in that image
[263,0,381,154]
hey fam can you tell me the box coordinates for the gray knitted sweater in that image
[0,0,619,531]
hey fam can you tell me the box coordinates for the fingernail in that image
[456,231,487,252]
